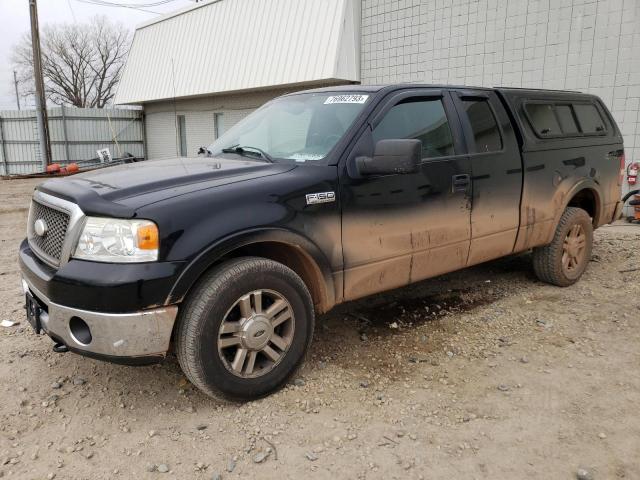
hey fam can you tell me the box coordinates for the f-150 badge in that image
[306,192,336,205]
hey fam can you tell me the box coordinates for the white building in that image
[360,0,640,179]
[116,0,640,195]
[114,0,361,158]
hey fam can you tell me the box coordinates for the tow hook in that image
[52,342,69,353]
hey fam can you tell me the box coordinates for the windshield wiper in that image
[221,145,274,163]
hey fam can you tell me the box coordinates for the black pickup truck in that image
[19,85,625,400]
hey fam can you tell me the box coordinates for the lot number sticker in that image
[96,148,112,163]
[324,94,369,104]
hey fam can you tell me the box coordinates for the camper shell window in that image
[524,101,607,139]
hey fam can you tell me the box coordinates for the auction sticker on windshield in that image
[324,94,369,104]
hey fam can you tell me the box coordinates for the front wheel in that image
[532,207,593,287]
[175,257,315,400]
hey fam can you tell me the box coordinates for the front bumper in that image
[22,276,178,362]
[19,239,185,313]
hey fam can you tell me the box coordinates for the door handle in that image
[452,174,470,193]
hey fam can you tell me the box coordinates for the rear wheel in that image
[532,207,593,287]
[175,257,314,400]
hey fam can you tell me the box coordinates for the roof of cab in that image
[290,83,587,97]
[285,83,495,97]
[301,83,486,91]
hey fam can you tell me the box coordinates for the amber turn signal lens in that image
[137,224,159,250]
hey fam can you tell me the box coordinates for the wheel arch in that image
[554,179,602,225]
[167,229,336,314]
[540,180,602,248]
[566,185,601,225]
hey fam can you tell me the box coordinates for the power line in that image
[100,0,179,6]
[67,0,78,22]
[75,0,183,14]
[75,1,161,14]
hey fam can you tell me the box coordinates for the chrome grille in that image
[28,200,70,264]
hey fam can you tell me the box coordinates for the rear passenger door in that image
[451,90,523,265]
[340,89,472,300]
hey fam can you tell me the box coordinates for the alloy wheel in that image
[562,224,587,274]
[217,289,295,378]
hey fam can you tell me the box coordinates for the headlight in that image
[74,217,159,263]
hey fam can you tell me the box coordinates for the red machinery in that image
[628,194,640,223]
[623,160,640,223]
[623,188,640,224]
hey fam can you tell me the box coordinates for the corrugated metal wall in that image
[0,107,144,175]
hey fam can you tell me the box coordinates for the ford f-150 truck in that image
[19,85,625,400]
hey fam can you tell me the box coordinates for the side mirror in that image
[356,139,422,176]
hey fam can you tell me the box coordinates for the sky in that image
[0,0,195,110]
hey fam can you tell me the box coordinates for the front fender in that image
[166,228,336,308]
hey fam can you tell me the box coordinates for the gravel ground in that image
[1,178,639,480]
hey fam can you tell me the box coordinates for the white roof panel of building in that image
[115,0,359,105]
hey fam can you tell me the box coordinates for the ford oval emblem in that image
[34,219,48,237]
[253,329,266,338]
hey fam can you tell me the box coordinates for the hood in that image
[37,157,294,217]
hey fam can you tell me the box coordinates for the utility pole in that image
[29,0,51,168]
[13,71,20,110]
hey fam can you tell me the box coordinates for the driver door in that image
[339,89,472,300]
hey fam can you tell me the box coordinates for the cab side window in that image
[372,98,455,159]
[461,99,502,153]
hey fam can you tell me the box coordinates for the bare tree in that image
[12,16,131,108]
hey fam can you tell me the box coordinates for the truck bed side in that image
[496,88,624,252]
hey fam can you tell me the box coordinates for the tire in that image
[532,207,593,287]
[175,257,315,401]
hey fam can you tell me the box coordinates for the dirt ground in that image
[1,178,639,480]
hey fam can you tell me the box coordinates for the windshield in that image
[208,92,370,162]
